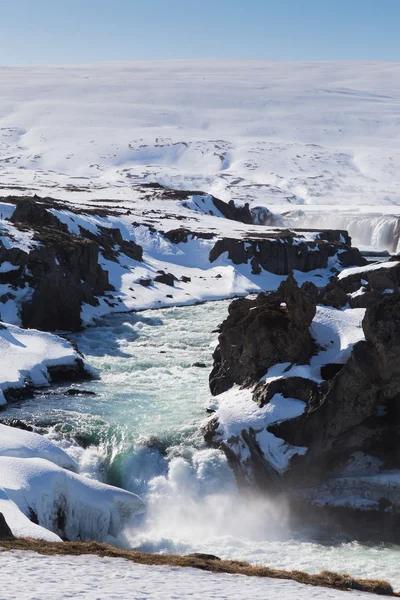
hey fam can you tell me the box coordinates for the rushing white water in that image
[4,301,400,589]
[281,210,400,253]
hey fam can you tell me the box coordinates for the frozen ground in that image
[0,551,376,600]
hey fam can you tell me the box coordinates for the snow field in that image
[0,551,376,600]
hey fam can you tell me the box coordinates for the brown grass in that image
[0,538,397,596]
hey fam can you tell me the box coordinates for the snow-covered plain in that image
[1,61,400,249]
[0,552,377,600]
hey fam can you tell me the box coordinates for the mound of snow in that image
[0,423,145,542]
[0,322,91,404]
[0,456,144,542]
[0,423,78,471]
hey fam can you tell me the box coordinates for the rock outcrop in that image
[209,232,366,275]
[320,261,400,309]
[206,271,400,537]
[209,276,318,395]
[0,197,143,331]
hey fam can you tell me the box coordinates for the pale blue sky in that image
[1,0,399,64]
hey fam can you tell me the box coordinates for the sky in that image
[0,0,399,64]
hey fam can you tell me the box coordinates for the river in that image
[3,300,400,588]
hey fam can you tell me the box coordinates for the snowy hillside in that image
[1,61,400,250]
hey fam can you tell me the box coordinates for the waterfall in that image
[280,211,400,254]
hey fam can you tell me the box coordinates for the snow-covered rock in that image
[0,322,92,405]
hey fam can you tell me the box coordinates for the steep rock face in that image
[21,231,112,331]
[0,197,143,331]
[275,295,400,473]
[206,278,400,533]
[209,233,366,275]
[209,276,318,395]
[211,198,253,224]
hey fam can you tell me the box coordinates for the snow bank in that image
[0,551,376,600]
[0,322,91,404]
[0,424,78,470]
[0,456,144,542]
[0,423,144,542]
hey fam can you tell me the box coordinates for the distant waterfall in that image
[281,211,400,253]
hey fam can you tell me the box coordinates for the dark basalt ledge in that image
[206,276,400,539]
[0,196,143,331]
[208,232,366,276]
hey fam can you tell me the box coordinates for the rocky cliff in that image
[206,267,400,539]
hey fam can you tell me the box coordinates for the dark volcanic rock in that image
[20,230,112,331]
[206,282,400,531]
[138,278,152,287]
[209,276,318,395]
[154,272,178,287]
[253,376,319,408]
[0,196,144,331]
[209,234,366,276]
[320,261,400,310]
[273,294,400,479]
[0,513,15,541]
[212,198,253,224]
[164,228,214,244]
